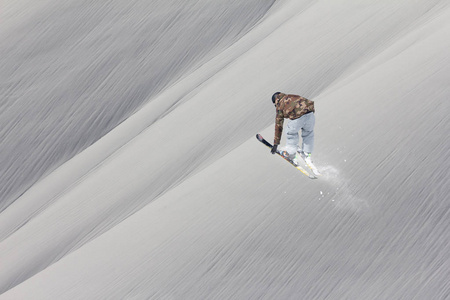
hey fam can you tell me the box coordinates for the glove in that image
[271,144,278,154]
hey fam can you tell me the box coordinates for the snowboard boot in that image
[281,150,298,164]
[300,151,313,165]
[300,151,321,176]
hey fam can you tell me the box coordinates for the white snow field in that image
[1,0,449,299]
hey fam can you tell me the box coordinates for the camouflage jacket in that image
[273,93,315,145]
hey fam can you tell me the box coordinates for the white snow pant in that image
[285,112,315,156]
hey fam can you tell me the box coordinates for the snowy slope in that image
[1,0,450,299]
[0,0,275,211]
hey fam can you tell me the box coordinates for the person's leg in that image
[301,113,315,154]
[285,117,304,157]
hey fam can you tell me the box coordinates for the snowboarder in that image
[270,92,316,167]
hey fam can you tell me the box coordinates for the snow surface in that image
[1,0,449,299]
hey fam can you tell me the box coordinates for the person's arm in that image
[274,110,284,146]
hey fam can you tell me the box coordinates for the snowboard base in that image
[256,134,316,179]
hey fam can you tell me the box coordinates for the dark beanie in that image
[272,92,281,104]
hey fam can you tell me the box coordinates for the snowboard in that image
[256,134,316,179]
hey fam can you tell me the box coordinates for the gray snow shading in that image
[0,0,275,211]
[1,0,449,299]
